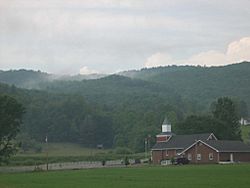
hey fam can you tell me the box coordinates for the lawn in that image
[17,143,110,157]
[7,143,144,166]
[1,164,250,188]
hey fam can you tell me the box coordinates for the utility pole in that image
[144,138,147,158]
[195,139,197,164]
[45,135,48,171]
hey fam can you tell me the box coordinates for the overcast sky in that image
[0,0,250,75]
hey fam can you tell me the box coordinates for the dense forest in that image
[0,62,249,152]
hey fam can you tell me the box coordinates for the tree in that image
[176,97,242,140]
[212,97,241,140]
[176,115,218,135]
[0,95,24,164]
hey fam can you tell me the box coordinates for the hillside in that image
[0,69,52,89]
[1,62,250,152]
[0,79,189,152]
[0,83,114,148]
[120,62,250,113]
[0,70,107,88]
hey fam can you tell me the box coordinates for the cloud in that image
[145,53,174,68]
[145,37,250,68]
[186,51,227,66]
[226,37,250,62]
[1,0,250,74]
[80,66,99,75]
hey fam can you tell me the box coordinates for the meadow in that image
[1,164,250,188]
[7,143,144,166]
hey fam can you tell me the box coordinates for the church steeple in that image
[156,117,175,143]
[162,118,171,133]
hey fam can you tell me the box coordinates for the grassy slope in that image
[1,165,250,188]
[17,143,109,157]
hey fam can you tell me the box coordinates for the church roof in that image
[204,140,250,152]
[152,133,213,150]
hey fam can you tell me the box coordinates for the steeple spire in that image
[162,117,171,132]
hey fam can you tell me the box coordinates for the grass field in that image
[1,164,250,188]
[7,143,144,166]
[17,143,110,157]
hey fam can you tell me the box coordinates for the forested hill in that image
[0,76,194,151]
[120,62,250,112]
[0,70,52,89]
[0,70,107,88]
[0,62,250,151]
[0,83,114,148]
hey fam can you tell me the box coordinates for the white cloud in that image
[80,66,99,75]
[145,53,174,68]
[186,51,227,66]
[1,0,250,74]
[145,37,250,68]
[226,37,250,62]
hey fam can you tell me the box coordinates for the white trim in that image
[207,133,218,140]
[152,147,183,151]
[156,135,172,142]
[218,150,250,153]
[179,142,197,155]
[156,135,166,137]
[209,153,214,160]
[179,140,219,155]
[197,153,201,160]
[198,140,219,152]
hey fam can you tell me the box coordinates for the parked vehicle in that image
[175,157,189,165]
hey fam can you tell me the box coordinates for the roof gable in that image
[205,140,250,152]
[152,133,214,150]
[179,139,250,155]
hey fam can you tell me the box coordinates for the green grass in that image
[6,143,145,166]
[17,143,110,157]
[8,143,111,166]
[1,164,250,188]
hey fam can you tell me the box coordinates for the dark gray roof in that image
[152,133,212,150]
[204,140,250,152]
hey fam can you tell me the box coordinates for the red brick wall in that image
[152,150,165,164]
[152,149,177,164]
[156,136,167,142]
[184,142,218,164]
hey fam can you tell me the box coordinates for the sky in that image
[0,0,250,75]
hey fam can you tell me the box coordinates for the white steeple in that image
[162,118,171,132]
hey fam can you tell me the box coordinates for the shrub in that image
[124,156,129,166]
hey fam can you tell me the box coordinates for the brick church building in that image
[152,119,250,164]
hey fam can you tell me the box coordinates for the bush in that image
[170,157,175,165]
[124,156,130,166]
[102,160,106,166]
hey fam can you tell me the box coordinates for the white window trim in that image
[209,153,213,160]
[166,150,168,156]
[197,154,201,161]
[188,153,192,161]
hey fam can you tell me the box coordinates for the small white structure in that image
[240,118,250,126]
[162,118,171,132]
